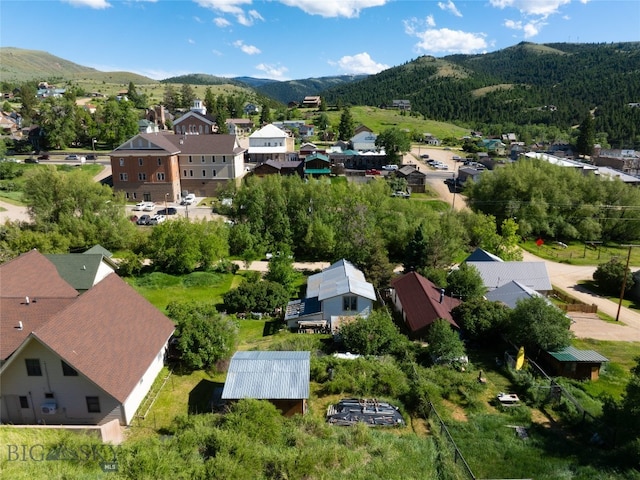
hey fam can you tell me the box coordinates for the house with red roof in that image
[390,272,460,338]
[0,250,175,427]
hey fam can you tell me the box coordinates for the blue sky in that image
[1,0,638,81]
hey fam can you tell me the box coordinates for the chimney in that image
[439,289,445,304]
[25,296,30,305]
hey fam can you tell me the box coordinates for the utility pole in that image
[616,244,640,321]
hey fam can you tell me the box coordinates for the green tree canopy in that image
[223,280,290,314]
[167,301,238,370]
[425,319,466,364]
[375,127,410,163]
[446,263,486,301]
[506,296,573,354]
[593,258,634,296]
[338,107,354,141]
[22,166,137,251]
[339,310,407,356]
[451,299,510,346]
[146,218,229,275]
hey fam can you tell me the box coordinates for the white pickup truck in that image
[382,164,399,171]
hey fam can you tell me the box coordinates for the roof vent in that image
[25,296,30,305]
[82,265,86,270]
[17,321,23,330]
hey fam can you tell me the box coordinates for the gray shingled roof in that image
[467,261,552,291]
[485,280,542,309]
[221,351,310,400]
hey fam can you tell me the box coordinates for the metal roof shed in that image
[222,351,310,416]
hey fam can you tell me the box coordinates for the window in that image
[19,396,29,409]
[119,158,125,167]
[343,296,358,312]
[223,156,226,163]
[138,158,143,166]
[157,158,162,166]
[86,396,101,413]
[61,360,78,376]
[212,170,217,177]
[119,173,128,181]
[202,170,206,177]
[25,359,42,376]
[189,170,193,177]
[188,156,193,163]
[157,172,165,181]
[138,173,146,181]
[201,155,205,163]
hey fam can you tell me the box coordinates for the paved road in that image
[521,250,640,341]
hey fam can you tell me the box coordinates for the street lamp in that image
[164,193,169,212]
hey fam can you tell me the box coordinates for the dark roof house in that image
[390,271,460,337]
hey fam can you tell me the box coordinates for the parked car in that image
[157,207,177,215]
[37,154,49,160]
[142,202,155,212]
[382,164,399,171]
[181,193,196,205]
[65,154,79,160]
[133,202,145,211]
[24,157,39,164]
[392,190,411,198]
[136,214,151,225]
[148,214,166,225]
[365,169,381,175]
[86,154,97,161]
[420,154,430,159]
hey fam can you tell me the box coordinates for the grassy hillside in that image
[0,47,157,85]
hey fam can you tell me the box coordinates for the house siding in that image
[110,153,181,203]
[0,340,120,425]
[121,346,167,425]
[322,296,372,319]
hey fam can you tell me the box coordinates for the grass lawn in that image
[521,239,640,267]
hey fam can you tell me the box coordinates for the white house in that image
[285,259,376,331]
[248,124,295,163]
[350,131,378,152]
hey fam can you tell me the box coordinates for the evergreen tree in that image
[338,107,355,141]
[577,113,595,157]
[259,104,272,124]
[204,87,216,113]
[180,84,196,110]
[163,84,179,112]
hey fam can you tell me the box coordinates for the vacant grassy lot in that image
[521,239,640,267]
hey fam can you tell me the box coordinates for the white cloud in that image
[504,19,522,29]
[188,38,196,44]
[237,9,264,26]
[233,40,261,55]
[503,17,546,38]
[195,0,261,25]
[409,27,488,54]
[276,0,387,18]
[212,49,223,56]
[213,17,231,27]
[63,0,111,9]
[426,14,436,27]
[489,0,570,17]
[255,63,289,80]
[194,16,204,23]
[330,52,389,75]
[438,0,462,17]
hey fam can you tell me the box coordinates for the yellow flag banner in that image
[516,346,525,370]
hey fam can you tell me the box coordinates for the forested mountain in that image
[250,74,367,104]
[161,73,246,87]
[320,42,640,148]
